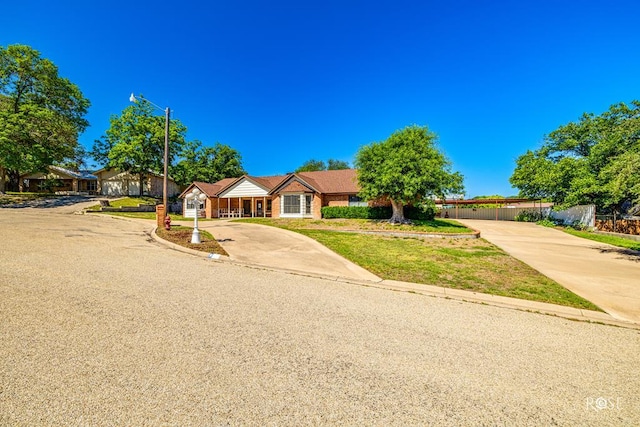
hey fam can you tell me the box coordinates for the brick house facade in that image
[180,169,361,220]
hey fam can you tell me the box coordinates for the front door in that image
[243,199,252,217]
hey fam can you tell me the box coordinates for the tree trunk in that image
[7,170,20,192]
[389,199,411,224]
[0,166,5,194]
[139,174,144,197]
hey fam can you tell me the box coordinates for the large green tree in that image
[295,158,350,173]
[92,101,187,196]
[172,140,245,185]
[510,101,640,213]
[355,125,464,224]
[0,44,90,192]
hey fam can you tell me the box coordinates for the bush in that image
[514,210,546,222]
[321,202,436,221]
[406,199,437,220]
[536,218,557,227]
[321,206,391,219]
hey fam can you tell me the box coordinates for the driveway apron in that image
[192,220,381,282]
[457,219,640,324]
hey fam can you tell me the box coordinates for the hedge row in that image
[321,206,391,219]
[321,205,436,220]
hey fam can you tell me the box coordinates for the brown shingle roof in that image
[192,178,236,197]
[248,175,289,190]
[186,169,359,198]
[297,169,359,194]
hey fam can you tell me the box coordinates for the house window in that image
[305,194,312,214]
[283,195,300,214]
[349,195,367,207]
[87,181,97,192]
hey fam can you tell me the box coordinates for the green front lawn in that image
[562,228,640,252]
[240,217,473,234]
[240,218,601,311]
[85,196,158,211]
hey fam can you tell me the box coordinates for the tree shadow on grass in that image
[597,246,640,262]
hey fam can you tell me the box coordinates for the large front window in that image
[281,194,313,216]
[283,195,300,214]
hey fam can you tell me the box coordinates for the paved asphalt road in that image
[457,219,640,324]
[1,203,639,425]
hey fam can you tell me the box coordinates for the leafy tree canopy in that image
[355,124,464,224]
[510,101,640,213]
[472,195,505,199]
[0,44,90,191]
[327,158,350,170]
[295,158,350,173]
[92,101,187,196]
[172,140,245,186]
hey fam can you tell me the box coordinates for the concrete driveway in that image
[177,219,381,282]
[457,219,640,324]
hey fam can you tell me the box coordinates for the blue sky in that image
[2,1,639,197]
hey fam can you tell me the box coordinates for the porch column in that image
[251,197,255,217]
[227,198,230,214]
[263,197,266,217]
[216,197,220,218]
[238,197,241,216]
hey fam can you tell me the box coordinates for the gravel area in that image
[1,206,639,426]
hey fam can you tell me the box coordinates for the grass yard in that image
[241,217,473,234]
[86,197,201,222]
[89,211,195,221]
[561,228,640,252]
[85,196,158,211]
[155,226,228,256]
[240,218,601,311]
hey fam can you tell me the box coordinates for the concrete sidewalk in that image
[457,219,640,324]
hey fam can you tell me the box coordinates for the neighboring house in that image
[94,168,181,197]
[180,169,365,219]
[20,166,98,194]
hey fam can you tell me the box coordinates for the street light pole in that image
[163,105,170,217]
[186,188,207,243]
[130,93,170,227]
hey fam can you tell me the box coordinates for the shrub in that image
[405,199,437,220]
[321,206,391,219]
[536,218,557,227]
[321,202,436,221]
[514,210,546,222]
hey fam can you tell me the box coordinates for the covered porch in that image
[215,196,272,218]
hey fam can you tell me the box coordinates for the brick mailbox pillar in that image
[156,204,166,228]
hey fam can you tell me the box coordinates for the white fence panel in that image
[442,205,594,227]
[442,207,550,221]
[550,205,595,227]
